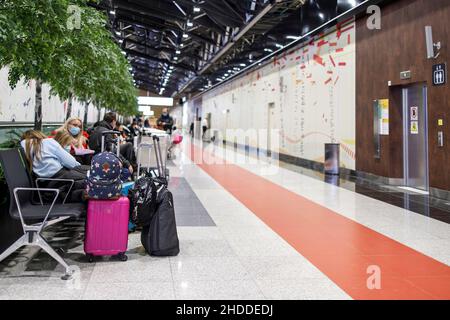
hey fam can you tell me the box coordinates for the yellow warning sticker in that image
[411,121,419,134]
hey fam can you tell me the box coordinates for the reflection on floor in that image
[221,141,450,224]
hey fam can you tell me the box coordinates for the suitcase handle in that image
[152,135,166,181]
[101,131,121,156]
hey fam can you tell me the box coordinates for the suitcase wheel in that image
[117,252,128,262]
[87,254,95,263]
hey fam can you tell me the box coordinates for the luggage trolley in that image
[136,132,170,180]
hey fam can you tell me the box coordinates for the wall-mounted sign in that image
[378,99,389,135]
[410,121,419,134]
[438,119,444,126]
[410,106,418,121]
[432,63,447,86]
[400,70,411,80]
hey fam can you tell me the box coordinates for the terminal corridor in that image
[1,139,449,300]
[1,0,449,305]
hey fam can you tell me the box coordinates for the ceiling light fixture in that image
[193,6,200,13]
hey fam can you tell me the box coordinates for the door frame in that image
[402,83,429,191]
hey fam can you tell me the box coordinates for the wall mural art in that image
[0,67,102,124]
[201,20,356,169]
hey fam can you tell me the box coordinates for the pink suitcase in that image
[84,197,130,262]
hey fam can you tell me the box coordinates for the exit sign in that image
[432,63,447,86]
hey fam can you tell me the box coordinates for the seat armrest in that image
[36,178,75,204]
[13,187,60,231]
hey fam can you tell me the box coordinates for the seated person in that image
[127,119,141,138]
[52,117,89,149]
[88,112,135,173]
[53,117,92,165]
[157,108,174,134]
[21,130,88,203]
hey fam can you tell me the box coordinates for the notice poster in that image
[378,99,389,135]
[411,121,419,134]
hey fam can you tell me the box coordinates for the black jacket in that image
[88,121,131,168]
[157,114,174,133]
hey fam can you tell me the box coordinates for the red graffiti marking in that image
[329,55,336,67]
[317,40,328,47]
[313,54,325,66]
[324,78,332,85]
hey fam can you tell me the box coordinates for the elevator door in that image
[402,85,429,191]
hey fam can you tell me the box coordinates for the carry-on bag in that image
[128,175,158,227]
[84,197,130,262]
[86,131,130,200]
[141,187,179,256]
[140,135,179,256]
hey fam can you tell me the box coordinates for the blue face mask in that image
[69,126,80,136]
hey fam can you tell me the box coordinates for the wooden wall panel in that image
[356,0,450,190]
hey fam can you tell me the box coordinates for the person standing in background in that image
[189,122,194,138]
[201,117,208,139]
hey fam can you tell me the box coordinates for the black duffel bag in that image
[128,176,158,227]
[141,186,180,256]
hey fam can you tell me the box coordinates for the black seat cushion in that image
[11,203,85,220]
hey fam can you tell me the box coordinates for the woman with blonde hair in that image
[54,117,88,149]
[20,130,88,202]
[54,130,77,153]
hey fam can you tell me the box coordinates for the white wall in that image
[194,22,356,170]
[0,67,105,124]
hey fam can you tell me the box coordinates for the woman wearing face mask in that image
[54,117,93,164]
[63,117,88,149]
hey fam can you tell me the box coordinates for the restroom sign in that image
[432,63,446,86]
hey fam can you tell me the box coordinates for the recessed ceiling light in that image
[187,21,193,27]
[176,50,181,54]
[182,33,188,38]
[193,6,200,13]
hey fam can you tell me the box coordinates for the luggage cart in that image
[136,132,170,181]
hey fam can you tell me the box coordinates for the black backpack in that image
[141,186,179,256]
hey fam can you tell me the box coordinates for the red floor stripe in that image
[187,144,450,300]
